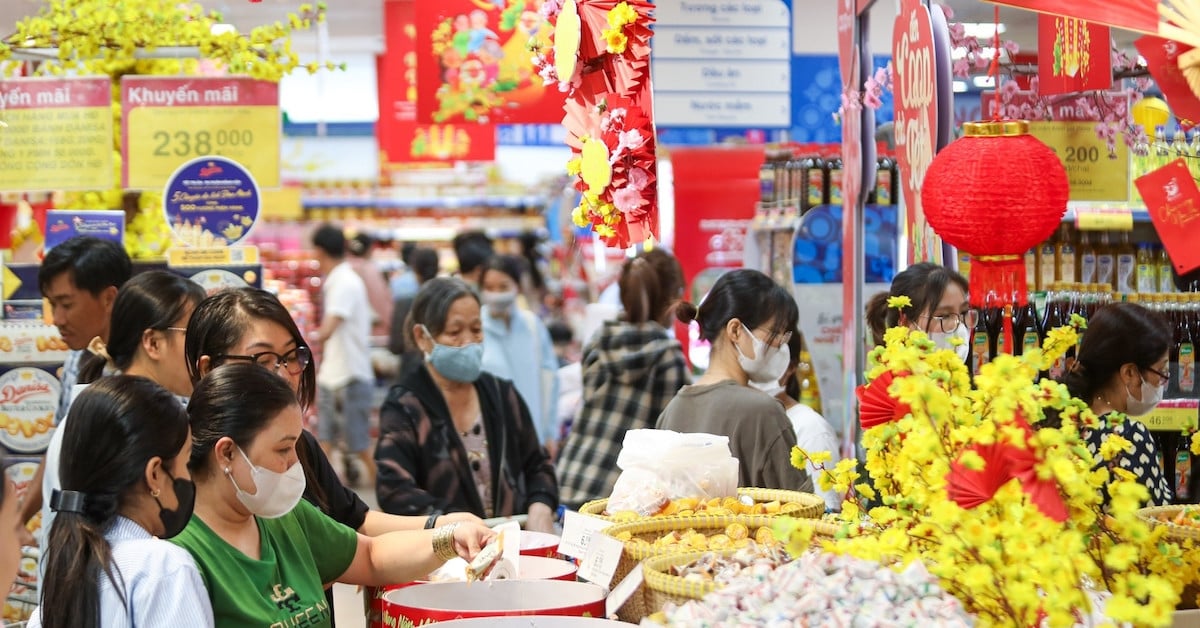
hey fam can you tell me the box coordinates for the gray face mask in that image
[482,290,518,314]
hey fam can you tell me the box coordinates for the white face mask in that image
[750,380,786,398]
[930,323,971,363]
[482,290,518,314]
[227,446,307,518]
[1125,373,1165,416]
[736,323,790,383]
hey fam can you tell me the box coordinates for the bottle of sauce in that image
[1095,232,1116,289]
[825,154,844,207]
[1078,232,1097,285]
[759,158,777,205]
[1158,246,1177,294]
[1014,299,1041,357]
[1039,233,1057,291]
[1043,283,1068,378]
[1024,248,1039,294]
[1056,224,1077,284]
[1178,295,1196,398]
[970,294,993,377]
[1136,243,1157,294]
[799,155,826,212]
[1115,232,1137,294]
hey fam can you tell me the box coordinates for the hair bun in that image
[675,301,699,325]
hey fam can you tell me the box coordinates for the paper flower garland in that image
[535,0,656,248]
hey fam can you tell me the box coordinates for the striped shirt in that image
[29,516,213,628]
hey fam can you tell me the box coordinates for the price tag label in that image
[606,563,644,618]
[1075,208,1134,231]
[168,246,260,267]
[576,532,624,589]
[0,77,113,192]
[1030,120,1129,202]
[557,510,612,559]
[122,77,280,189]
[1134,405,1199,431]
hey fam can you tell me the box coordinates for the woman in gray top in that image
[656,269,812,492]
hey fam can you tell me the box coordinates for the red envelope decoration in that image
[1135,36,1200,130]
[1136,159,1200,275]
[856,370,913,430]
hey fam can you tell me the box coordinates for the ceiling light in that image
[973,76,995,88]
[953,81,968,93]
[959,23,1007,39]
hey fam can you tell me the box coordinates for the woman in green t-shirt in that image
[174,363,496,628]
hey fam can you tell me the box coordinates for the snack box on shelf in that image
[0,366,61,455]
[44,210,125,252]
[0,324,70,365]
[171,265,263,295]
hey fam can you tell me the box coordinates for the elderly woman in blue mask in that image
[375,277,559,533]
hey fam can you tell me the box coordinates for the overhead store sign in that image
[121,76,280,189]
[0,77,113,192]
[652,0,791,128]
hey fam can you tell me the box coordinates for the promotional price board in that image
[1030,120,1129,202]
[0,77,113,192]
[122,77,280,189]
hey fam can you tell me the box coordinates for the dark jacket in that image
[375,365,559,517]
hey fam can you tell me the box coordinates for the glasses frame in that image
[921,310,980,334]
[1145,365,1170,383]
[216,346,312,375]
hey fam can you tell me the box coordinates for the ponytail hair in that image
[675,269,797,345]
[40,376,190,628]
[866,262,968,347]
[620,249,682,325]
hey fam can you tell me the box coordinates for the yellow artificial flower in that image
[886,295,912,309]
[607,1,639,29]
[602,27,628,54]
[566,157,582,176]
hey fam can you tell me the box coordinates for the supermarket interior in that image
[7,0,1200,626]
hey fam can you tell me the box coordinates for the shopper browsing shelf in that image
[0,451,20,617]
[310,224,378,488]
[376,277,559,532]
[751,331,843,512]
[479,255,561,455]
[656,269,813,492]
[40,271,205,576]
[865,262,973,360]
[19,237,132,544]
[1056,302,1173,506]
[557,250,690,509]
[174,364,496,628]
[30,377,213,628]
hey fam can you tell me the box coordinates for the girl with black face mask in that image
[30,376,212,628]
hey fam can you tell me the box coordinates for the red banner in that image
[1036,15,1111,95]
[414,0,566,125]
[377,1,496,163]
[1136,36,1200,130]
[984,0,1158,35]
[893,0,939,265]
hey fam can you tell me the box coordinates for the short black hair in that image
[409,247,440,284]
[38,236,132,296]
[548,321,573,345]
[456,239,494,276]
[480,254,525,286]
[312,224,346,259]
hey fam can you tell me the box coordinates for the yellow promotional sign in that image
[121,77,280,189]
[0,77,113,192]
[1134,406,1198,431]
[1029,120,1129,202]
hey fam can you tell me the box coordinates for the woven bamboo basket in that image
[639,517,841,619]
[581,487,825,521]
[601,514,778,622]
[1138,505,1200,542]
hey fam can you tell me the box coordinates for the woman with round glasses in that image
[183,289,481,623]
[866,262,974,361]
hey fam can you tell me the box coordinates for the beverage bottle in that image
[759,159,776,205]
[1024,248,1038,293]
[969,296,992,377]
[1174,293,1196,398]
[798,349,823,414]
[1172,129,1190,164]
[1095,232,1116,289]
[875,149,895,206]
[1039,232,1057,291]
[996,304,1014,356]
[1158,246,1177,293]
[800,155,826,211]
[1136,243,1157,294]
[1057,224,1077,284]
[1115,232,1137,294]
[1078,232,1097,284]
[1154,127,1173,170]
[826,154,845,207]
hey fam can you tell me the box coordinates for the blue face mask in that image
[421,325,484,383]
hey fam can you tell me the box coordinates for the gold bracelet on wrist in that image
[433,523,460,561]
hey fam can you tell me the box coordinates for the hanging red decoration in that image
[920,121,1068,308]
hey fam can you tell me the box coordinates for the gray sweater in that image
[656,380,813,492]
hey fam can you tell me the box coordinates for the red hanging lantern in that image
[921,120,1068,308]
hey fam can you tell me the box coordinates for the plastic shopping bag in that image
[607,429,740,516]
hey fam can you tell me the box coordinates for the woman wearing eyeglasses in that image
[656,269,813,491]
[1055,302,1173,506]
[183,289,482,625]
[866,262,975,361]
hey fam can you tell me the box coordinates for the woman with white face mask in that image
[656,269,813,492]
[174,363,496,628]
[478,255,561,458]
[866,262,973,362]
[1055,302,1173,506]
[376,277,559,534]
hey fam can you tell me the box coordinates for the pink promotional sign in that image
[893,0,939,265]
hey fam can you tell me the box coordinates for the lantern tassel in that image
[968,255,1028,308]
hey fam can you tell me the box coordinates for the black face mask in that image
[154,470,196,539]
